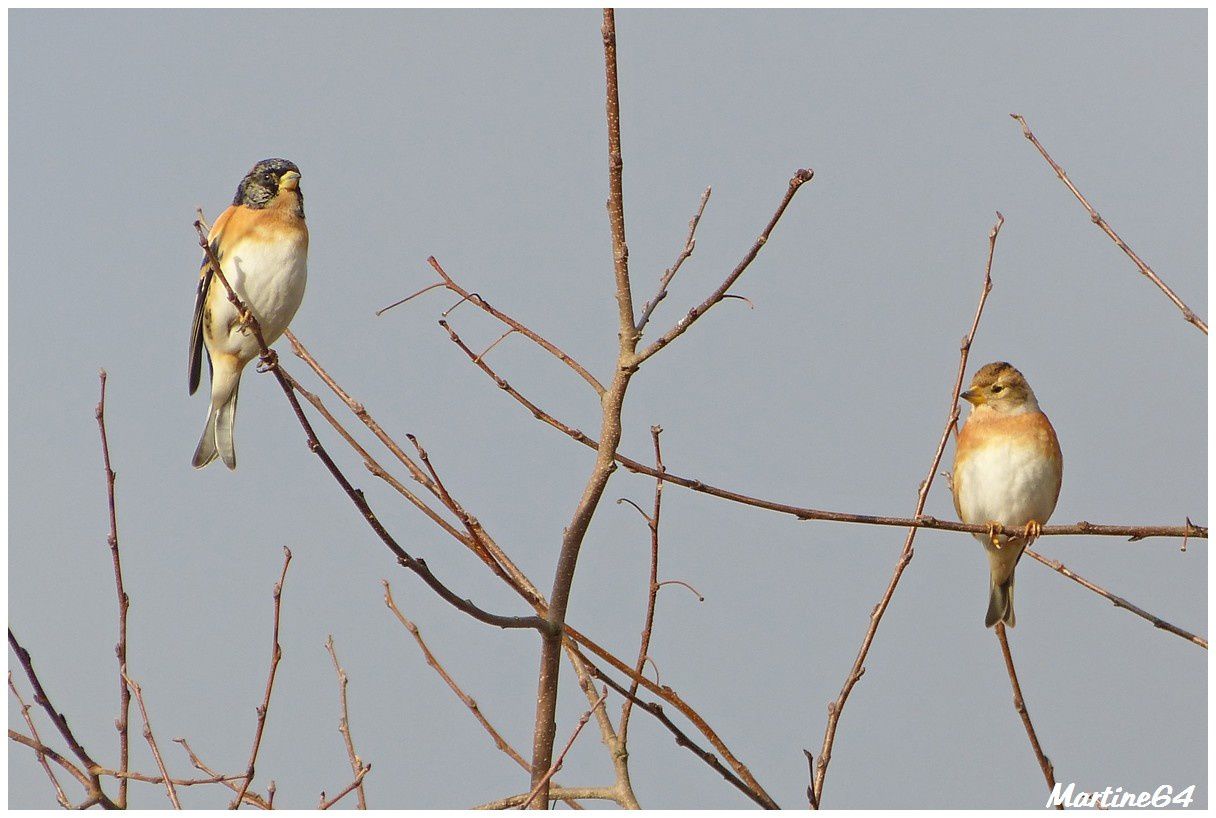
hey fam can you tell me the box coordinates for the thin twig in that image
[811,212,1004,808]
[473,787,619,809]
[375,281,445,316]
[383,583,529,769]
[8,678,71,807]
[229,547,292,809]
[519,689,608,809]
[324,636,368,809]
[580,650,774,809]
[319,764,372,810]
[8,629,117,809]
[635,187,712,332]
[122,674,181,808]
[440,316,1202,543]
[1024,548,1206,648]
[425,257,606,395]
[94,370,132,808]
[382,584,588,809]
[173,739,270,810]
[633,168,813,366]
[994,623,1060,806]
[1011,113,1206,334]
[619,426,665,745]
[9,730,93,802]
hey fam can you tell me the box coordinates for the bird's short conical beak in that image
[960,388,983,406]
[280,170,301,189]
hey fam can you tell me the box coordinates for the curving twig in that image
[1011,113,1206,334]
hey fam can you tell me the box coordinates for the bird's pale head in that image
[234,158,302,209]
[960,361,1039,414]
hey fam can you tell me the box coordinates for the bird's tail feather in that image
[192,373,240,470]
[985,574,1015,628]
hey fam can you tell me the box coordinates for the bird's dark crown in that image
[233,158,302,210]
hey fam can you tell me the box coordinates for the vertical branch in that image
[229,547,292,810]
[520,690,608,810]
[527,8,643,808]
[95,370,131,807]
[994,624,1060,807]
[810,213,1004,808]
[618,425,664,745]
[602,8,636,336]
[1010,113,1206,334]
[324,636,368,809]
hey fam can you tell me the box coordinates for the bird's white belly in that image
[214,236,308,354]
[956,440,1059,530]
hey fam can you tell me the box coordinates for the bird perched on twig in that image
[951,362,1063,627]
[189,158,309,469]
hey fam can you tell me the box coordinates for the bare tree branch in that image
[122,673,181,808]
[1025,548,1206,647]
[95,369,131,807]
[8,629,117,809]
[1011,113,1206,334]
[382,583,589,809]
[8,679,72,807]
[994,623,1060,807]
[635,187,712,332]
[422,257,607,395]
[579,649,775,809]
[173,739,270,809]
[633,166,812,367]
[318,763,371,810]
[520,689,607,809]
[527,11,645,807]
[473,787,619,809]
[811,212,1004,808]
[229,547,292,809]
[194,222,545,636]
[324,636,368,809]
[619,426,665,745]
[440,311,1204,543]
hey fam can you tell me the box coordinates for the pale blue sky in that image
[9,9,1206,808]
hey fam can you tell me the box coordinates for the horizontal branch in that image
[473,787,618,810]
[440,317,1204,543]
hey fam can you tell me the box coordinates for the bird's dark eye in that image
[991,385,1003,393]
